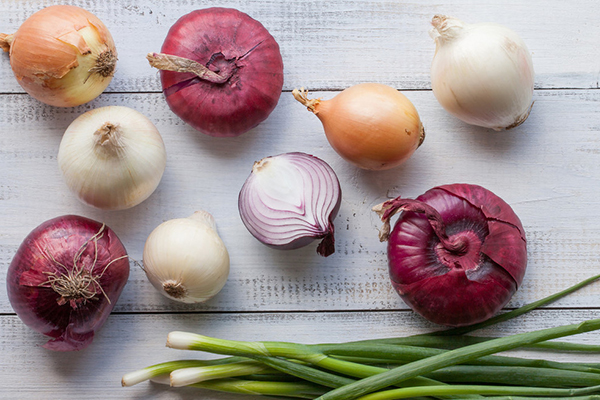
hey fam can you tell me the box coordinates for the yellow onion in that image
[0,5,117,107]
[293,84,425,171]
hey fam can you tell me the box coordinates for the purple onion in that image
[374,184,527,327]
[6,215,129,351]
[239,152,342,257]
[150,7,284,137]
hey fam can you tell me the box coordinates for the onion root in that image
[37,224,128,308]
[87,49,117,80]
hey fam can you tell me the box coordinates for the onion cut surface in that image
[239,152,341,257]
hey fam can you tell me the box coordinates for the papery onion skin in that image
[6,215,129,351]
[1,5,117,107]
[293,84,425,171]
[151,7,284,137]
[374,184,527,327]
[239,152,342,257]
[430,15,534,130]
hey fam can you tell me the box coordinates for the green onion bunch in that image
[123,274,600,399]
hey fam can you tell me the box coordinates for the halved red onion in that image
[238,152,342,257]
[374,184,527,327]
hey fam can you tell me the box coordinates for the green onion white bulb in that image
[57,106,167,210]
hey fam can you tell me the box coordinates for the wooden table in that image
[1,1,599,399]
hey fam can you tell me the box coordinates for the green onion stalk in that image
[314,318,600,400]
[122,274,600,399]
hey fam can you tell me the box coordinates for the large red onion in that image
[239,152,341,257]
[374,184,527,327]
[147,7,284,137]
[6,215,129,351]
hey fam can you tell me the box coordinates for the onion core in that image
[6,215,129,351]
[374,184,527,326]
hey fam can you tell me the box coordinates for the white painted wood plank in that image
[0,0,599,92]
[1,310,599,400]
[0,89,600,314]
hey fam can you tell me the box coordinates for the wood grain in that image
[1,1,600,398]
[0,0,599,92]
[0,90,599,314]
[2,310,600,400]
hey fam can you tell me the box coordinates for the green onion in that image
[354,384,600,400]
[122,274,600,400]
[425,365,600,387]
[317,342,600,373]
[152,376,328,399]
[170,360,275,387]
[316,318,600,400]
[121,357,247,387]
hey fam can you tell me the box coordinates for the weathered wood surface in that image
[1,90,599,313]
[2,310,600,400]
[1,0,599,399]
[1,0,599,92]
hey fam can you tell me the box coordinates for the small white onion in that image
[58,106,167,210]
[430,15,535,130]
[142,211,230,304]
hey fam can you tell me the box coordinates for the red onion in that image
[238,152,341,257]
[374,184,527,327]
[6,215,129,351]
[147,7,284,137]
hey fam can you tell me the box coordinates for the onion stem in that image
[146,52,232,84]
[0,33,13,52]
[292,88,321,113]
[482,397,600,400]
[367,334,600,353]
[425,365,600,388]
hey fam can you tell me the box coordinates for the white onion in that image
[142,211,230,304]
[430,15,535,130]
[58,106,166,210]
